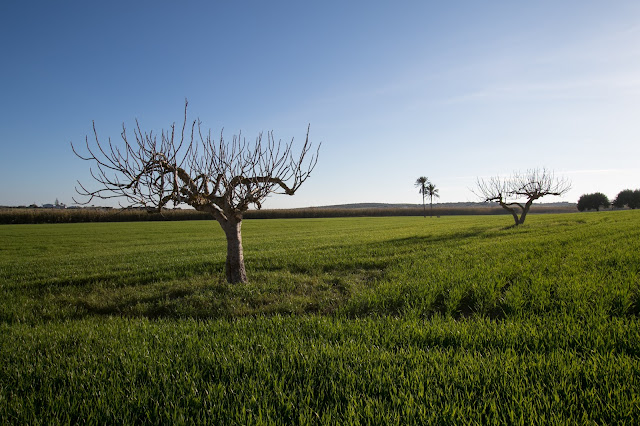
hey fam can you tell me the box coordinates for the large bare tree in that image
[475,168,570,226]
[72,101,320,283]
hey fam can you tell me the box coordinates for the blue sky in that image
[1,1,639,208]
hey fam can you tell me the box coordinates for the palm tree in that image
[426,182,440,217]
[415,176,429,217]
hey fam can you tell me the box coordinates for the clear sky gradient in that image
[2,1,639,209]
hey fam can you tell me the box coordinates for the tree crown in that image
[72,101,320,222]
[476,168,570,206]
[577,192,610,212]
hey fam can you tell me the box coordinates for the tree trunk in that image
[220,218,247,283]
[518,200,534,225]
[500,202,521,226]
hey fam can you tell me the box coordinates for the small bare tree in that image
[475,168,570,226]
[72,101,320,283]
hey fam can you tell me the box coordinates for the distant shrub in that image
[577,193,610,212]
[613,189,640,209]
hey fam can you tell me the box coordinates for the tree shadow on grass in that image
[75,287,195,317]
[53,265,388,322]
[13,260,225,293]
[382,227,490,247]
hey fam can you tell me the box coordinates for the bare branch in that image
[474,168,571,225]
[72,101,320,217]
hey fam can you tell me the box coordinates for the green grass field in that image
[1,212,639,423]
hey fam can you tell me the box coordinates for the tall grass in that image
[1,211,639,423]
[0,203,578,224]
[2,315,639,424]
[0,207,212,224]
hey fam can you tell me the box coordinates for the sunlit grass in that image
[4,212,637,321]
[0,203,577,224]
[1,211,639,423]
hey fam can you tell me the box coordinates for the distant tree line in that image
[577,193,610,212]
[613,189,640,209]
[577,189,640,212]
